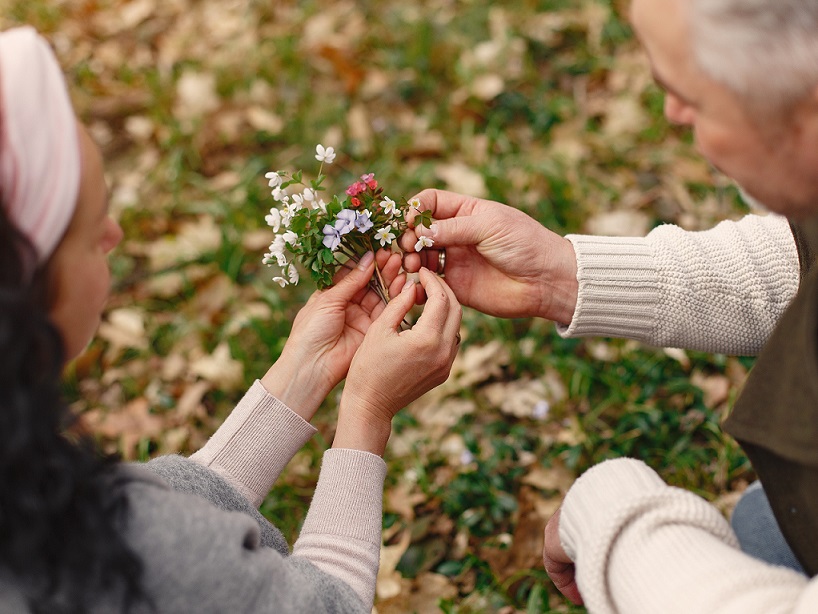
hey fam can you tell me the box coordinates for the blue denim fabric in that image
[731,481,806,574]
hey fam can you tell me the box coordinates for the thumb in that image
[372,278,416,332]
[417,214,489,248]
[326,251,375,301]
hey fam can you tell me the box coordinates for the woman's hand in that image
[333,267,462,455]
[261,249,406,421]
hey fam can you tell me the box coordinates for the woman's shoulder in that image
[116,455,289,554]
[110,458,367,613]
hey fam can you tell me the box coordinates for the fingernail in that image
[402,278,416,292]
[422,223,439,238]
[357,251,374,270]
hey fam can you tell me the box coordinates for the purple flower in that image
[355,210,373,232]
[322,224,342,251]
[335,209,357,235]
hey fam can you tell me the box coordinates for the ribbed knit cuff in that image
[300,448,387,546]
[557,235,659,340]
[559,458,666,561]
[190,380,317,507]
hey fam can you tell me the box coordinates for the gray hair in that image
[690,0,818,114]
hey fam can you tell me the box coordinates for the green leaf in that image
[416,210,434,228]
[436,560,464,577]
[321,248,335,264]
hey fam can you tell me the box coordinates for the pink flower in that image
[346,181,366,196]
[361,173,378,190]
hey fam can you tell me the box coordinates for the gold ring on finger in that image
[438,248,446,276]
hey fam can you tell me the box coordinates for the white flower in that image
[272,276,288,287]
[292,193,304,206]
[315,144,336,164]
[265,208,282,232]
[302,188,316,202]
[280,207,293,227]
[407,197,421,209]
[374,225,396,246]
[280,203,301,228]
[269,235,286,255]
[282,230,298,245]
[272,187,289,203]
[380,196,399,216]
[275,252,288,267]
[262,252,274,265]
[287,263,299,284]
[265,172,283,188]
[414,235,434,251]
[313,198,327,213]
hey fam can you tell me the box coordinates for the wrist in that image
[542,237,578,325]
[332,402,393,457]
[261,352,333,422]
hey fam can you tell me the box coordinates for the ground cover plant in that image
[8,0,755,611]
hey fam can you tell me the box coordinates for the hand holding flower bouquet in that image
[262,144,434,305]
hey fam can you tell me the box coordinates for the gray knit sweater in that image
[0,456,369,613]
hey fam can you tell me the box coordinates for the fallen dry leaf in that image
[691,370,731,408]
[376,572,458,614]
[190,343,244,390]
[450,340,510,389]
[585,209,652,236]
[376,531,412,601]
[146,217,223,270]
[481,378,557,419]
[96,308,149,360]
[434,162,488,199]
[521,462,575,494]
[174,70,220,122]
[85,397,164,460]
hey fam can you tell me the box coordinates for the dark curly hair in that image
[0,205,146,612]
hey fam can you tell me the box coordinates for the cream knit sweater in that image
[560,213,818,613]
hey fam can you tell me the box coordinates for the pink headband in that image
[0,26,80,263]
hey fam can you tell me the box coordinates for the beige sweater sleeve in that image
[189,382,386,608]
[559,458,818,614]
[190,380,317,507]
[293,449,386,608]
[558,213,799,355]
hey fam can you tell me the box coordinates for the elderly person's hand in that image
[261,249,405,422]
[333,267,462,455]
[543,507,584,606]
[399,189,578,325]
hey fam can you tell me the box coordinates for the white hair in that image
[690,0,818,114]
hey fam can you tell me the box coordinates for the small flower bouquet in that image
[262,144,433,304]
